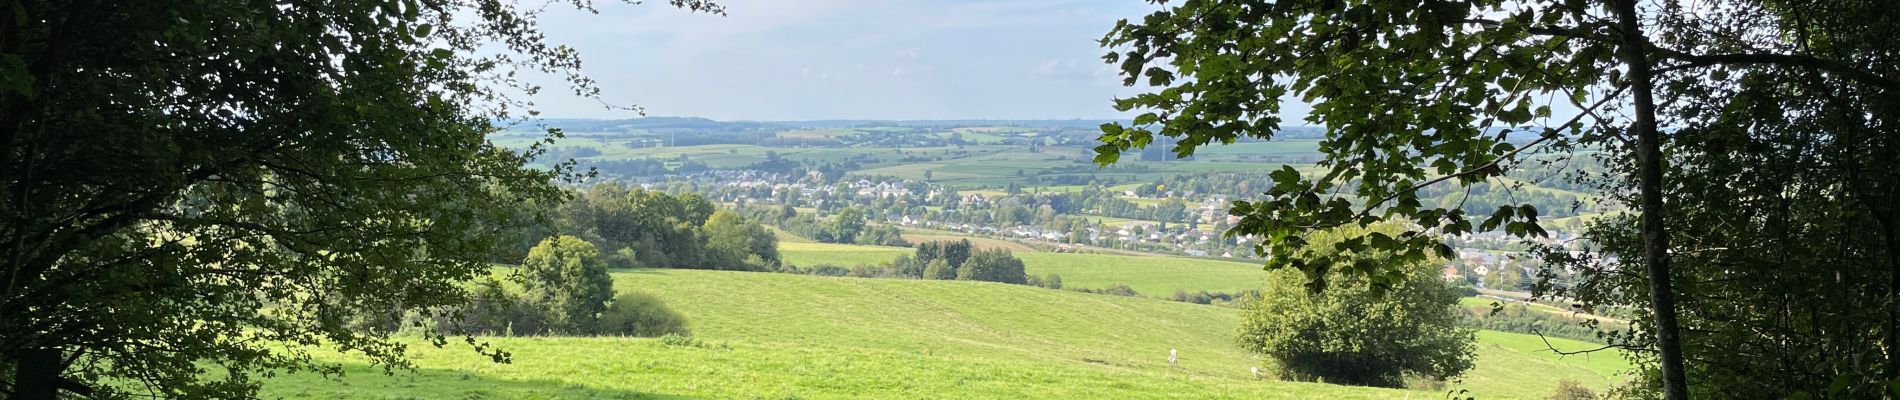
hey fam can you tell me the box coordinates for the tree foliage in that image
[0,0,719,397]
[1098,0,1900,397]
[596,291,690,338]
[922,259,957,280]
[701,209,779,271]
[548,185,777,271]
[519,236,613,334]
[956,249,1029,284]
[1237,226,1474,387]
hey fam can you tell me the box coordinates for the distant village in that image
[621,168,1583,291]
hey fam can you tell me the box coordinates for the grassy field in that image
[1013,252,1264,294]
[900,233,1040,253]
[778,241,1266,294]
[778,242,910,267]
[261,269,1629,399]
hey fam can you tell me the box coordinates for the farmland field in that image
[898,231,1040,253]
[260,269,1629,399]
[780,241,1336,296]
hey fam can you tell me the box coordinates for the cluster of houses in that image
[669,170,1524,260]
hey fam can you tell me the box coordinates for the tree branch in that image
[1656,52,1900,92]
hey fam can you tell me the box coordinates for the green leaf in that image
[0,54,34,97]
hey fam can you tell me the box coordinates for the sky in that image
[522,0,1170,121]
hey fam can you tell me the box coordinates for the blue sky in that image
[524,0,1166,120]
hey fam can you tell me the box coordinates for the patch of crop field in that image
[1014,252,1265,294]
[1023,185,1093,193]
[780,241,1261,294]
[850,163,948,180]
[1546,213,1607,232]
[262,270,1628,399]
[1150,161,1294,174]
[958,189,1009,198]
[778,128,862,139]
[1459,296,1631,326]
[939,131,1010,144]
[778,242,913,268]
[1189,140,1323,155]
[567,144,952,170]
[899,232,1038,253]
[1462,331,1634,398]
[767,225,813,243]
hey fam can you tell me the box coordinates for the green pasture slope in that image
[263,270,1628,399]
[778,242,1265,294]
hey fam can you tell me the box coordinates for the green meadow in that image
[261,269,1629,399]
[778,241,1267,294]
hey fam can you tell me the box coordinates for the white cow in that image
[1167,348,1178,366]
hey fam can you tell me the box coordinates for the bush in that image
[1236,225,1474,388]
[1549,379,1598,400]
[802,264,851,277]
[892,254,926,278]
[519,235,613,334]
[437,278,553,336]
[1070,284,1140,297]
[956,249,1027,284]
[922,259,956,280]
[597,291,690,337]
[847,263,903,278]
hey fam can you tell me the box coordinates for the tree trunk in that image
[1610,1,1690,399]
[8,347,62,400]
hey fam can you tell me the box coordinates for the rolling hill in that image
[261,269,1629,399]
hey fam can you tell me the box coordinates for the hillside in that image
[263,269,1628,399]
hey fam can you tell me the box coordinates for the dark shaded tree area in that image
[522,184,780,271]
[1100,0,1899,397]
[0,0,720,398]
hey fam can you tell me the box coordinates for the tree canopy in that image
[1238,226,1473,387]
[0,0,719,398]
[1098,0,1899,397]
[519,235,613,334]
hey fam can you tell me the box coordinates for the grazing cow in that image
[1250,366,1261,380]
[1168,348,1178,366]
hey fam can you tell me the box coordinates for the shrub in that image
[956,249,1027,284]
[1236,225,1474,388]
[437,278,553,336]
[659,333,700,347]
[1070,284,1140,297]
[1549,379,1598,400]
[803,264,850,277]
[892,254,926,278]
[597,291,690,337]
[922,259,956,280]
[847,263,903,278]
[603,247,640,269]
[520,235,613,334]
